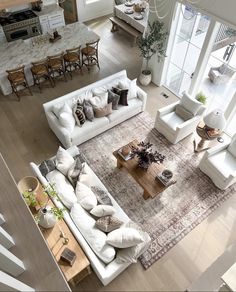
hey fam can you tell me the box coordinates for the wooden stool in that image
[81,40,100,72]
[47,53,67,84]
[64,46,83,79]
[6,66,32,101]
[31,59,54,92]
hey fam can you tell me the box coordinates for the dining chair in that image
[81,40,100,71]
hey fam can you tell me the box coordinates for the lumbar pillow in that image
[90,205,116,217]
[108,89,120,110]
[67,157,84,188]
[90,92,108,109]
[83,100,94,121]
[112,87,128,106]
[180,92,202,115]
[96,216,123,233]
[73,102,86,127]
[175,104,194,121]
[75,182,97,210]
[46,170,77,210]
[91,186,113,206]
[106,227,144,248]
[94,103,112,118]
[55,146,74,176]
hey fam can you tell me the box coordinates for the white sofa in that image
[30,146,150,286]
[43,70,147,148]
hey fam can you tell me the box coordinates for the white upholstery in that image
[30,146,150,286]
[155,95,206,144]
[43,70,147,148]
[208,63,236,84]
[199,134,236,190]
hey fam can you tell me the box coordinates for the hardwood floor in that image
[0,16,236,291]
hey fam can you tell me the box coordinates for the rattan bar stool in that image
[64,46,83,79]
[31,59,54,92]
[81,40,100,72]
[47,52,67,84]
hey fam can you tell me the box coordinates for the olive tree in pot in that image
[137,20,168,86]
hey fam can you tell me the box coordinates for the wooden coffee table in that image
[113,140,176,200]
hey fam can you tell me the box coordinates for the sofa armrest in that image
[30,162,50,187]
[203,142,230,159]
[136,87,147,111]
[157,101,179,117]
[45,111,72,149]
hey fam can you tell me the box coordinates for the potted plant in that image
[130,141,165,170]
[196,91,207,104]
[137,20,168,86]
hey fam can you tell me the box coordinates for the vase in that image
[38,206,57,229]
[139,70,152,86]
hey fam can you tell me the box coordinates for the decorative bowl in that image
[161,169,173,180]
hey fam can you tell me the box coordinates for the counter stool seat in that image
[31,59,54,92]
[47,53,67,83]
[64,46,82,79]
[82,40,100,72]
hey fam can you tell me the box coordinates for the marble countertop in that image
[0,22,100,74]
[35,3,64,17]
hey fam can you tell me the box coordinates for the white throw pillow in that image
[75,182,97,210]
[180,92,202,115]
[118,78,137,100]
[53,102,71,117]
[46,170,77,209]
[70,203,116,263]
[55,146,74,176]
[92,86,107,97]
[89,92,108,108]
[78,163,96,188]
[106,227,144,248]
[58,111,75,134]
[118,79,129,90]
[90,205,116,217]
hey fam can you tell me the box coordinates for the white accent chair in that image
[199,134,236,190]
[208,63,236,84]
[155,92,206,144]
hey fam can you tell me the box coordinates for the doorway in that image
[59,0,78,24]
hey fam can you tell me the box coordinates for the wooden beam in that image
[0,227,15,249]
[0,271,35,292]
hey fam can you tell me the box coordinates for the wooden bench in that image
[109,16,141,46]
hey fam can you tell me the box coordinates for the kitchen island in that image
[0,22,100,96]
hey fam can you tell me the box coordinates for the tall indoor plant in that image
[137,20,168,86]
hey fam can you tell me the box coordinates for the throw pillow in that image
[67,157,84,188]
[180,92,202,115]
[75,181,97,210]
[90,92,108,109]
[83,100,94,121]
[128,78,138,100]
[175,104,194,121]
[55,146,74,176]
[95,216,123,233]
[56,103,75,134]
[112,87,128,106]
[91,186,113,206]
[92,86,108,97]
[90,205,116,217]
[108,89,120,110]
[106,227,144,248]
[94,103,112,118]
[39,159,56,177]
[118,79,129,90]
[73,103,86,127]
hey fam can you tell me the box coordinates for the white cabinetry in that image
[39,9,65,34]
[0,26,6,43]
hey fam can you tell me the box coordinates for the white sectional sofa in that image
[43,70,147,149]
[30,146,150,286]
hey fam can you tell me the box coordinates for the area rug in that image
[79,112,236,269]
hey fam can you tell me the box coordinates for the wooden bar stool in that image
[81,40,100,72]
[47,53,67,84]
[31,59,54,92]
[64,46,83,79]
[6,66,32,101]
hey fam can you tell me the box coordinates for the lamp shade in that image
[203,109,226,130]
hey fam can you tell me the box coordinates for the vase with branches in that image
[137,20,168,85]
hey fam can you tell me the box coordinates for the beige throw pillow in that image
[75,182,97,210]
[55,146,74,176]
[94,103,112,118]
[90,205,116,217]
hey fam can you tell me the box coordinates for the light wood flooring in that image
[1,16,236,291]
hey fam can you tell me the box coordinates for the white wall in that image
[76,0,113,22]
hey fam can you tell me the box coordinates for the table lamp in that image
[203,109,226,130]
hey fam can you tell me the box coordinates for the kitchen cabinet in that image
[38,6,65,34]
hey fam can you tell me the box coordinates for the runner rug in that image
[79,111,235,269]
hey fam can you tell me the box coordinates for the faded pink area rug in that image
[79,111,235,269]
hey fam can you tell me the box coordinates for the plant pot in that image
[38,206,57,229]
[139,70,152,86]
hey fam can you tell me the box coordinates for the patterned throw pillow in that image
[96,216,123,233]
[91,186,113,206]
[108,89,120,110]
[73,103,86,126]
[94,103,112,118]
[83,100,94,121]
[112,87,128,106]
[67,157,84,188]
[39,159,56,177]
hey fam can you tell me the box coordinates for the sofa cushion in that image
[92,86,108,97]
[207,150,236,179]
[83,100,94,121]
[118,78,138,100]
[75,182,97,210]
[106,227,144,248]
[94,103,112,118]
[95,216,123,233]
[90,93,108,108]
[57,103,75,133]
[71,117,109,142]
[55,146,74,176]
[46,170,77,209]
[73,103,86,127]
[67,157,84,188]
[180,92,202,115]
[70,203,116,263]
[90,205,116,217]
[160,112,185,131]
[112,87,128,106]
[108,90,120,110]
[107,98,142,123]
[175,104,194,121]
